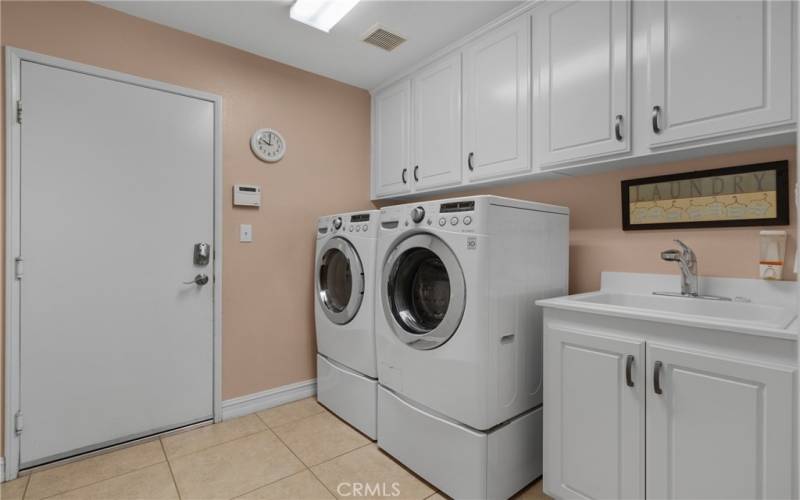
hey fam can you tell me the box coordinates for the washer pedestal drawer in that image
[378,385,542,499]
[316,354,377,439]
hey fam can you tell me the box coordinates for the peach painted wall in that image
[0,0,373,424]
[393,146,797,294]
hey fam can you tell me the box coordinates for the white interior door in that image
[18,60,215,467]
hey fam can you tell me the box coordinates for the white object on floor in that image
[374,195,568,497]
[378,386,542,499]
[314,210,380,438]
[316,354,377,439]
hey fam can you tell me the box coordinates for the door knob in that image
[183,274,209,285]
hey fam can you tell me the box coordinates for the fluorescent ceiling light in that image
[290,0,361,33]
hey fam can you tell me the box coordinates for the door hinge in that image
[14,411,23,434]
[14,257,23,280]
[16,100,22,124]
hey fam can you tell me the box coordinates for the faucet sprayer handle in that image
[673,239,695,258]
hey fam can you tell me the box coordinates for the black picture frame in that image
[621,160,790,231]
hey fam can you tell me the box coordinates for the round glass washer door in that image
[317,237,365,325]
[382,233,465,350]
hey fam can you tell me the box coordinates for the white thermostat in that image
[233,184,261,207]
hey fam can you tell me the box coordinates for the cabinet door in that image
[373,80,412,197]
[646,344,795,499]
[463,15,531,182]
[413,54,462,191]
[646,0,794,147]
[543,324,645,499]
[533,0,630,168]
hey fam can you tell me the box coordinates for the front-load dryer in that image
[375,196,569,499]
[315,210,379,439]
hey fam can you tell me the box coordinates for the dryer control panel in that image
[322,212,376,238]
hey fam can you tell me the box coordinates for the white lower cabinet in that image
[544,321,796,499]
[543,324,645,499]
[646,344,795,500]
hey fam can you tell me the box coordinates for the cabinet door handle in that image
[625,355,634,387]
[413,165,419,182]
[653,360,663,394]
[615,114,624,142]
[401,168,407,184]
[468,152,475,171]
[652,105,662,134]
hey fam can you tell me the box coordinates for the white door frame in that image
[3,47,224,481]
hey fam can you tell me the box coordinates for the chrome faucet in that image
[660,239,698,296]
[654,240,733,301]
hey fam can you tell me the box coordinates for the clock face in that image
[250,128,286,162]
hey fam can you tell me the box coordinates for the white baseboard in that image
[221,379,317,420]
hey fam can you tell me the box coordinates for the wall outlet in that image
[240,224,253,242]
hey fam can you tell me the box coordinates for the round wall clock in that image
[250,128,286,162]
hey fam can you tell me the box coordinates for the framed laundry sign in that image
[621,161,789,230]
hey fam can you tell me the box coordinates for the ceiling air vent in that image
[362,25,406,52]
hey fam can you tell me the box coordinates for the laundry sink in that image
[574,292,796,330]
[536,272,798,338]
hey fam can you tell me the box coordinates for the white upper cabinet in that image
[463,15,531,181]
[369,0,796,199]
[544,325,645,499]
[646,344,795,500]
[373,79,412,197]
[533,0,631,167]
[646,0,794,147]
[413,54,462,191]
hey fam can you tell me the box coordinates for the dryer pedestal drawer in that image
[378,385,542,499]
[316,354,377,439]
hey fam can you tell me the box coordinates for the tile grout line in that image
[21,474,31,500]
[267,423,339,499]
[311,441,374,469]
[159,437,183,500]
[164,416,268,461]
[257,407,327,432]
[35,461,167,500]
[230,468,312,500]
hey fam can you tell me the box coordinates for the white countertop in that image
[537,272,798,341]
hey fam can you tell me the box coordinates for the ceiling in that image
[99,1,522,90]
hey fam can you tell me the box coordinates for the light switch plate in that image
[240,224,253,242]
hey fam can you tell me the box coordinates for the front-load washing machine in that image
[315,210,380,439]
[375,196,568,499]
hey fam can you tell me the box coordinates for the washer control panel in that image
[385,199,481,233]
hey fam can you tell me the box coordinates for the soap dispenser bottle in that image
[759,230,787,280]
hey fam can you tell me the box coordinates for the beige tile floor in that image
[0,398,548,500]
